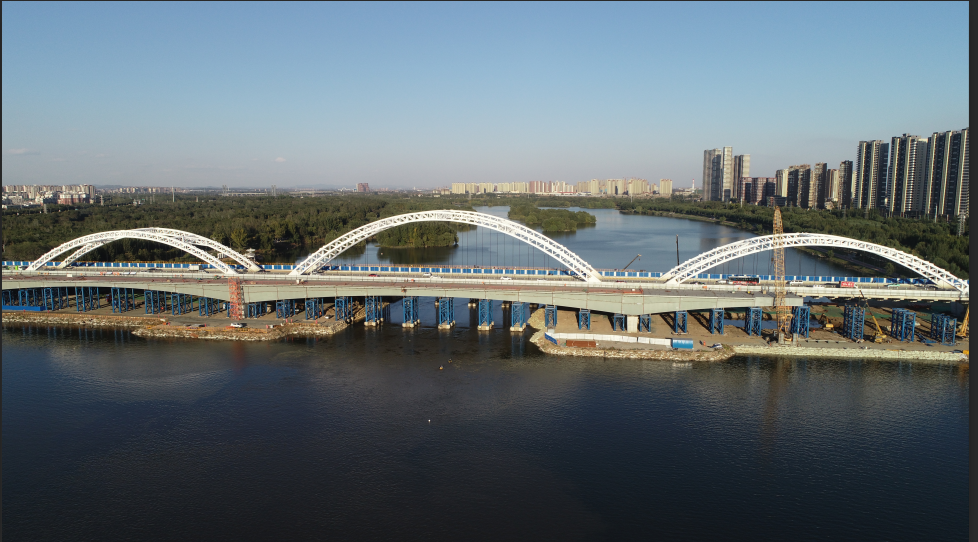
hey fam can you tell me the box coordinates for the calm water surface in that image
[2,324,968,541]
[329,207,851,278]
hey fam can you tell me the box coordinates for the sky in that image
[1,2,970,189]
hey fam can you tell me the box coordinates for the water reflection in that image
[1,325,968,541]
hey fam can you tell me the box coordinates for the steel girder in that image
[289,210,603,282]
[25,229,243,274]
[661,233,968,294]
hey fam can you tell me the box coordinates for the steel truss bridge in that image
[4,212,969,325]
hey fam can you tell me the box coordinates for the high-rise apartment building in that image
[775,169,789,197]
[839,160,854,208]
[810,163,826,209]
[921,127,969,219]
[824,169,840,209]
[356,183,370,193]
[786,165,811,207]
[659,179,673,197]
[702,147,733,201]
[732,154,750,200]
[886,134,929,216]
[854,140,889,210]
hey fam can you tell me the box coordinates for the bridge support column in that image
[790,306,810,338]
[402,296,420,328]
[708,309,724,335]
[745,307,762,336]
[638,314,652,333]
[545,305,557,330]
[673,311,688,334]
[306,298,325,320]
[843,305,865,341]
[438,297,455,329]
[578,309,591,330]
[478,299,493,330]
[626,315,638,332]
[510,302,526,331]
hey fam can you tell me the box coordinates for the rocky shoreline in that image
[4,309,968,364]
[2,309,366,341]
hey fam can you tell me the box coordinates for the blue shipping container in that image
[671,339,694,349]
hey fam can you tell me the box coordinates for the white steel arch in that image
[290,210,603,282]
[661,233,968,293]
[50,228,261,272]
[25,229,244,275]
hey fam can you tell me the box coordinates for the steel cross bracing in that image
[25,228,258,274]
[660,232,969,294]
[289,210,603,282]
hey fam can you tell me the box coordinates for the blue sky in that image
[2,2,969,188]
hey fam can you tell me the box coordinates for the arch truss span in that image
[289,210,603,282]
[24,229,253,275]
[661,233,968,294]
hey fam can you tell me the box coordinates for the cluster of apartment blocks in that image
[2,184,96,207]
[449,178,682,197]
[702,127,968,220]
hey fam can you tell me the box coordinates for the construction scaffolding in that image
[745,307,762,336]
[227,278,245,320]
[772,207,791,341]
[889,308,916,342]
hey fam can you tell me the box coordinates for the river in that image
[328,206,853,278]
[2,211,968,540]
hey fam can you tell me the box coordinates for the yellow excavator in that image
[957,305,969,338]
[858,290,886,343]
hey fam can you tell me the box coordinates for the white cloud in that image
[5,148,37,155]
[274,157,286,162]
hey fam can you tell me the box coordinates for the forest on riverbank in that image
[506,203,597,231]
[2,195,474,263]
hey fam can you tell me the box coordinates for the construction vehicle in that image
[818,314,834,330]
[957,305,969,338]
[858,290,886,343]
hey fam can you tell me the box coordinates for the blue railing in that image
[2,260,965,286]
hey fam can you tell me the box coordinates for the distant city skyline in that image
[2,2,969,187]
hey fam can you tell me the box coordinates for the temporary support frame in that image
[843,305,865,341]
[790,306,810,338]
[170,292,196,316]
[931,313,956,345]
[306,298,325,320]
[335,296,354,321]
[74,286,100,312]
[578,308,591,330]
[510,301,527,331]
[478,299,494,330]
[111,287,135,313]
[438,297,455,328]
[638,314,652,333]
[247,302,269,318]
[276,299,297,319]
[673,310,688,334]
[2,290,12,306]
[889,308,916,342]
[402,296,420,327]
[745,307,762,336]
[199,297,220,317]
[612,313,626,331]
[708,308,724,335]
[545,305,557,329]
